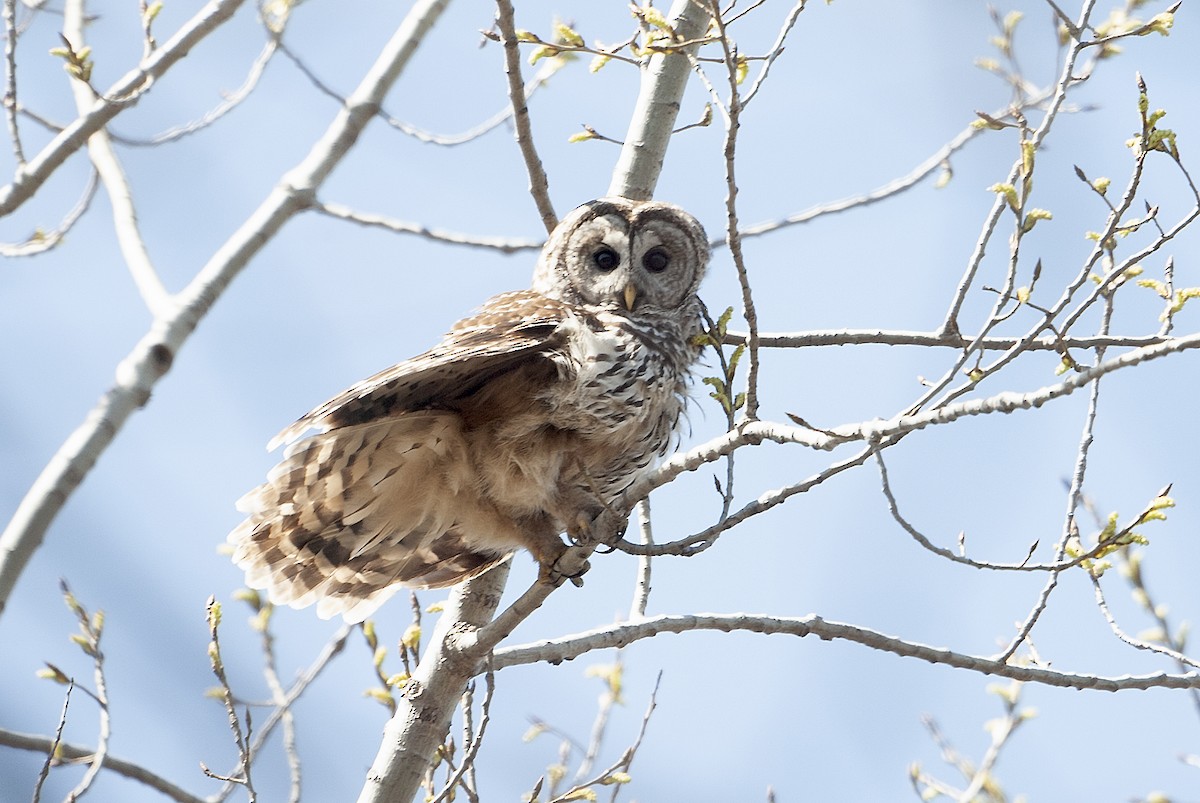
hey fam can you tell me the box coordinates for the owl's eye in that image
[592,247,620,272]
[642,248,670,273]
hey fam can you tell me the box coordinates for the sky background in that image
[3,1,1200,800]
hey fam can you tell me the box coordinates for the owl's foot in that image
[567,508,629,553]
[525,532,589,588]
[543,547,590,588]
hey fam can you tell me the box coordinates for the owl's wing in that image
[270,290,574,449]
[232,290,579,622]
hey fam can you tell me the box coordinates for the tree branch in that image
[607,0,713,200]
[494,0,557,233]
[722,329,1176,351]
[0,728,207,803]
[491,612,1200,692]
[358,562,510,803]
[314,201,542,253]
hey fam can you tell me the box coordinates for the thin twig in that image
[1089,573,1200,671]
[3,0,24,165]
[874,451,1135,574]
[738,1,806,108]
[116,35,280,147]
[55,580,110,803]
[730,96,1042,246]
[31,681,73,803]
[995,282,1109,663]
[709,0,761,420]
[278,35,564,147]
[0,168,98,257]
[619,438,887,557]
[0,727,207,803]
[204,597,255,800]
[494,0,557,233]
[550,670,662,803]
[574,655,620,783]
[257,606,301,803]
[64,0,172,317]
[314,201,542,253]
[214,622,352,802]
[936,0,1098,337]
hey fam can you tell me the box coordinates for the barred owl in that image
[228,198,709,622]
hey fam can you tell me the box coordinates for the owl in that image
[228,197,709,622]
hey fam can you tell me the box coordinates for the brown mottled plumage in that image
[228,198,709,621]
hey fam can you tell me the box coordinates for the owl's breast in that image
[541,315,684,444]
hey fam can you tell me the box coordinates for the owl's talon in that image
[565,513,594,546]
[542,547,590,587]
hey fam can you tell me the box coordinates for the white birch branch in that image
[607,0,713,200]
[358,562,510,803]
[0,0,452,618]
[491,612,1200,692]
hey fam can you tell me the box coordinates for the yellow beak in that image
[622,283,638,311]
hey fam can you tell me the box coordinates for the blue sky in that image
[3,1,1199,800]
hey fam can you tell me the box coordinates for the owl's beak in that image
[622,283,638,311]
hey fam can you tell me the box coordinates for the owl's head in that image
[532,198,709,315]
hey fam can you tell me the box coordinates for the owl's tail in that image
[228,412,508,622]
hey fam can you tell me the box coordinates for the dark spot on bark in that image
[150,343,173,373]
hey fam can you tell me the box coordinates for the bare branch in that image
[314,201,542,253]
[0,168,97,257]
[255,606,301,803]
[738,1,806,108]
[3,0,23,166]
[494,0,557,233]
[117,35,280,147]
[214,622,353,803]
[1090,573,1200,671]
[31,681,72,803]
[708,0,761,420]
[722,329,1175,351]
[731,108,1011,245]
[0,728,207,803]
[492,612,1200,692]
[204,598,255,799]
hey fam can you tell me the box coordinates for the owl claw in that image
[566,513,594,546]
[542,548,590,587]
